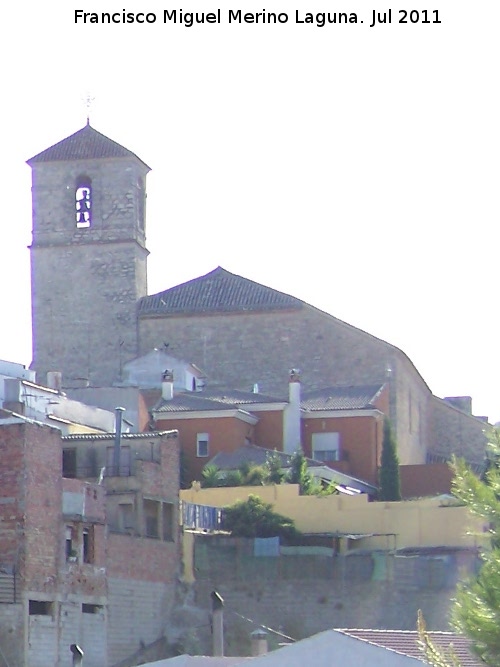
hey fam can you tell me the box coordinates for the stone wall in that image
[30,156,149,389]
[139,303,487,465]
[430,396,487,466]
[186,535,479,656]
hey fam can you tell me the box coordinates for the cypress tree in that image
[379,417,401,501]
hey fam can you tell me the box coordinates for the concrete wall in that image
[107,577,176,666]
[180,485,484,553]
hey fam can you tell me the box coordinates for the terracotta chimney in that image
[162,369,174,400]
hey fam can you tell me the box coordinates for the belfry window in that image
[76,176,92,228]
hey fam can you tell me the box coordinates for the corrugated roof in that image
[336,629,483,667]
[301,384,384,411]
[137,267,303,316]
[62,430,176,441]
[27,123,150,168]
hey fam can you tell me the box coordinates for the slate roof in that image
[137,267,304,316]
[301,384,385,411]
[27,123,150,168]
[336,629,483,667]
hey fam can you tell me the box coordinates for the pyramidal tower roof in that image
[138,267,304,316]
[27,122,150,169]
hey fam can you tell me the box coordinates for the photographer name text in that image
[74,8,442,28]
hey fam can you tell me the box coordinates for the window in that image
[162,502,174,541]
[63,449,77,478]
[82,603,102,614]
[312,432,340,462]
[118,503,136,533]
[66,526,76,561]
[29,600,53,616]
[197,433,209,457]
[144,499,160,538]
[75,176,92,228]
[83,526,94,564]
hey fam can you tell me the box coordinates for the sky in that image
[0,0,499,422]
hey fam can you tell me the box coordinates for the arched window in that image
[75,176,92,228]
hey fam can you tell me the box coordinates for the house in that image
[0,410,181,667]
[27,124,487,474]
[137,626,483,667]
[150,369,388,488]
[0,358,120,434]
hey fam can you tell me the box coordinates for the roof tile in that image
[27,123,150,168]
[138,267,303,316]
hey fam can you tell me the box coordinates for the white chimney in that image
[46,371,62,392]
[161,369,174,401]
[251,629,268,656]
[283,369,302,454]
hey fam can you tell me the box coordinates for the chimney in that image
[283,369,302,454]
[211,591,224,657]
[46,371,63,392]
[251,629,268,656]
[113,407,125,476]
[162,369,174,401]
[70,644,84,667]
[444,396,472,415]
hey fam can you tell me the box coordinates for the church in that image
[27,122,487,467]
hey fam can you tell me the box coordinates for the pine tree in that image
[378,417,401,501]
[451,428,500,666]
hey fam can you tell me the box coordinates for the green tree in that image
[378,418,401,501]
[417,610,462,667]
[451,429,500,666]
[286,450,322,495]
[222,494,300,539]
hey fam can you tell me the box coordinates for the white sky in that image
[1,1,499,422]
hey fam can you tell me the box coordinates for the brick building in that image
[27,124,488,471]
[0,413,180,667]
[150,370,388,487]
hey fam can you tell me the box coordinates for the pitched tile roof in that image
[301,384,385,411]
[27,123,150,168]
[336,629,483,667]
[152,393,240,414]
[197,388,286,406]
[137,267,304,316]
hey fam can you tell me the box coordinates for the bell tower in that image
[28,123,150,388]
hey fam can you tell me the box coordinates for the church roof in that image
[27,123,150,169]
[138,267,304,316]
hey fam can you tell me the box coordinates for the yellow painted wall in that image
[180,484,484,550]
